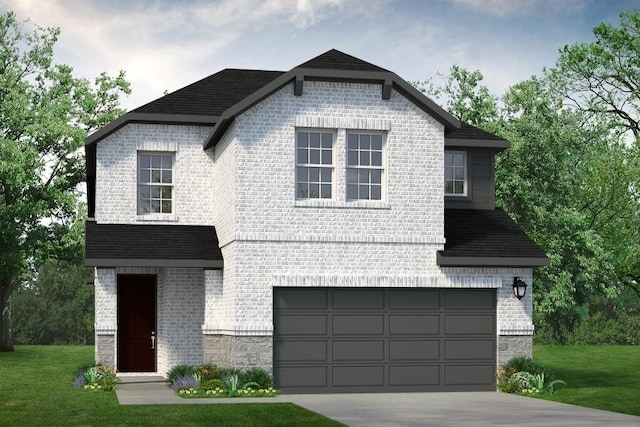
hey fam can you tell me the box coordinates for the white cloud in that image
[447,0,587,18]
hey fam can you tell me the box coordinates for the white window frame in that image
[137,152,175,215]
[444,151,467,197]
[295,130,335,200]
[346,131,385,201]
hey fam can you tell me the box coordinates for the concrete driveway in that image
[285,392,640,427]
[116,378,639,426]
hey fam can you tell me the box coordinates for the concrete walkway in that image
[116,377,640,426]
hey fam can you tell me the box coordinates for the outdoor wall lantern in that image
[512,277,528,300]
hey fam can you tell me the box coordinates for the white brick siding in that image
[95,123,214,225]
[93,267,206,374]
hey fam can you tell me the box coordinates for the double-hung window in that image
[296,131,333,199]
[138,153,174,214]
[346,132,384,200]
[444,151,466,196]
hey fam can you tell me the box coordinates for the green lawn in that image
[0,346,344,427]
[533,344,640,416]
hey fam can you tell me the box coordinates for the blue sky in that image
[1,0,637,111]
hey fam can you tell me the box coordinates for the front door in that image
[117,275,157,372]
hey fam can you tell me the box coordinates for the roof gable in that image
[297,49,389,72]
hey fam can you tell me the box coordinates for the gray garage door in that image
[273,288,496,393]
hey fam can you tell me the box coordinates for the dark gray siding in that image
[445,148,496,210]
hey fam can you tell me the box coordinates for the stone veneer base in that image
[203,335,272,372]
[498,335,533,366]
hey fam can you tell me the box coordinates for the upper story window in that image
[138,153,174,214]
[444,151,466,196]
[296,131,333,199]
[347,132,384,200]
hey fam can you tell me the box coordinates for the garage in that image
[273,287,496,393]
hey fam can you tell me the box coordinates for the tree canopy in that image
[418,10,640,342]
[0,11,130,351]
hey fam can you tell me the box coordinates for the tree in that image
[554,10,640,140]
[415,63,640,342]
[12,218,94,345]
[0,12,130,351]
[412,65,499,126]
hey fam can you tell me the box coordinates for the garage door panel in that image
[275,340,328,362]
[445,290,495,309]
[390,315,439,335]
[389,365,440,386]
[333,315,384,335]
[445,340,495,360]
[333,340,384,361]
[333,366,384,387]
[333,289,384,309]
[445,315,495,334]
[389,340,439,360]
[277,366,327,388]
[389,289,440,309]
[445,365,495,386]
[273,288,497,393]
[275,314,327,335]
[275,288,328,309]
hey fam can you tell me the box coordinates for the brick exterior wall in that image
[95,123,214,225]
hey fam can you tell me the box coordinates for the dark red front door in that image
[117,275,157,372]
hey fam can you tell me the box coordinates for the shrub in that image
[497,357,565,395]
[197,364,219,381]
[73,363,119,391]
[170,375,199,392]
[239,367,274,388]
[568,312,640,345]
[166,364,198,384]
[200,378,227,391]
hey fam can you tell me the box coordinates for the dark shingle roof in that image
[131,69,285,116]
[297,49,389,72]
[438,209,548,266]
[446,123,504,140]
[85,222,223,268]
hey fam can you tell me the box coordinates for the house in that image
[84,49,548,393]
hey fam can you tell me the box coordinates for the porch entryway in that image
[117,275,157,372]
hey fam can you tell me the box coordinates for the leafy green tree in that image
[0,11,130,351]
[415,61,640,342]
[413,65,499,126]
[553,10,640,140]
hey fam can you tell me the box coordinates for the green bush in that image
[497,356,554,394]
[166,364,198,384]
[239,367,274,388]
[200,378,227,391]
[568,312,640,345]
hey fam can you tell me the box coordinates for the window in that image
[296,131,333,199]
[138,153,174,214]
[444,151,466,196]
[346,132,384,200]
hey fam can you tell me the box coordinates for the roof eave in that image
[86,112,219,146]
[437,252,550,267]
[85,258,223,269]
[445,138,511,150]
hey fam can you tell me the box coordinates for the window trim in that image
[444,150,467,197]
[345,131,386,202]
[295,129,335,200]
[137,151,175,215]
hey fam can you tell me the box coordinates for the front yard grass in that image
[533,344,640,416]
[0,346,344,427]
